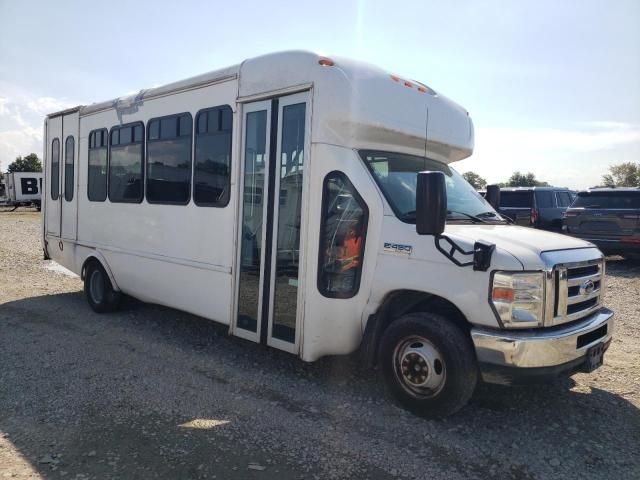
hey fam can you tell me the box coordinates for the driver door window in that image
[318,171,368,298]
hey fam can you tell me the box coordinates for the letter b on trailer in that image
[21,177,39,195]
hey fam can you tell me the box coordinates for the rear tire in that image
[379,312,478,418]
[84,261,121,313]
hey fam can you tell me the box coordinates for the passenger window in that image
[318,172,369,298]
[146,113,192,204]
[535,191,553,208]
[556,192,572,207]
[193,105,233,206]
[64,136,75,201]
[109,122,144,203]
[50,138,60,200]
[88,129,108,202]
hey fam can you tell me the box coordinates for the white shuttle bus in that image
[43,51,613,416]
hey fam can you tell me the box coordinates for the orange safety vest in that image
[340,236,362,271]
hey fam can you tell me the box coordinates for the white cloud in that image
[26,96,75,116]
[457,122,640,189]
[0,89,78,171]
[0,126,43,171]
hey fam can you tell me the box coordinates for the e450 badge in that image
[383,242,413,255]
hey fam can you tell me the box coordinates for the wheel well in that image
[80,256,101,281]
[360,290,471,367]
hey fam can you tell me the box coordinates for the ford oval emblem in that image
[580,279,595,296]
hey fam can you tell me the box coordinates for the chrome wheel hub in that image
[393,336,446,398]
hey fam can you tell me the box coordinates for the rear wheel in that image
[84,261,121,313]
[379,312,478,418]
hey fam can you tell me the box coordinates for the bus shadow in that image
[0,291,638,479]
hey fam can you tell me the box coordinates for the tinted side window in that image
[573,192,640,209]
[146,113,192,204]
[318,172,369,298]
[500,191,533,208]
[50,138,60,200]
[194,105,233,206]
[88,129,108,201]
[64,136,75,201]
[109,123,144,203]
[535,191,553,208]
[556,191,572,207]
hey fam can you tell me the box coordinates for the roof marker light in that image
[404,81,413,88]
[391,75,400,82]
[318,57,334,66]
[417,86,428,93]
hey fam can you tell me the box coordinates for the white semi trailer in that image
[2,172,43,210]
[42,51,613,417]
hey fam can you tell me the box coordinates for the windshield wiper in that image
[476,211,511,224]
[447,210,490,223]
[476,211,498,218]
[400,210,504,224]
[399,210,417,221]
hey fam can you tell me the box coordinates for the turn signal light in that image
[492,288,515,301]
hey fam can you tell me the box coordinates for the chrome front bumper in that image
[471,308,614,384]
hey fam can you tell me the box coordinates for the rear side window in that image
[555,191,572,207]
[50,138,60,200]
[88,129,108,201]
[109,123,144,203]
[64,136,75,201]
[146,113,192,204]
[572,192,640,209]
[500,191,532,208]
[318,172,369,298]
[535,191,554,208]
[194,105,233,206]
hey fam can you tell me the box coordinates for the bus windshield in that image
[360,150,504,224]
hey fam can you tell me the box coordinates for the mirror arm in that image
[434,236,495,271]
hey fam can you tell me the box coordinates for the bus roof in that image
[48,51,474,163]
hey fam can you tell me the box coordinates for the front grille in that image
[567,264,599,279]
[551,258,604,326]
[567,297,598,315]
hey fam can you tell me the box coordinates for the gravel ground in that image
[0,210,638,480]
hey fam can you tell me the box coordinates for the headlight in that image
[491,272,545,328]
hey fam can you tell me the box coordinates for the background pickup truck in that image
[496,187,575,231]
[563,188,640,258]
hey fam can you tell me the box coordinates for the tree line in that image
[462,171,549,190]
[1,153,43,181]
[462,162,640,190]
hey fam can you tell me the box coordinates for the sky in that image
[0,0,639,189]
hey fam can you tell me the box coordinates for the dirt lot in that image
[1,211,638,480]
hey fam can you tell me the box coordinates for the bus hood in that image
[444,224,597,269]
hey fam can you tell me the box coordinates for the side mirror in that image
[416,171,447,236]
[485,184,501,210]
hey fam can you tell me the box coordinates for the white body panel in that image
[42,51,596,363]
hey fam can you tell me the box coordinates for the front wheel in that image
[84,261,121,313]
[379,312,478,418]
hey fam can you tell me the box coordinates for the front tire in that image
[84,261,121,313]
[379,312,478,418]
